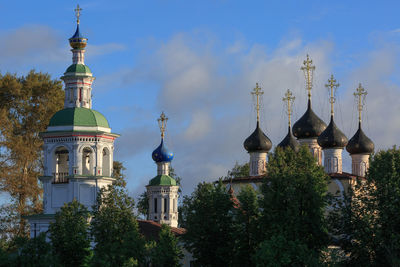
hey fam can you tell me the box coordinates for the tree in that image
[225,162,249,179]
[91,184,146,266]
[255,146,329,265]
[0,71,64,237]
[330,147,400,266]
[180,181,236,266]
[112,161,127,187]
[48,199,92,267]
[150,224,183,267]
[11,233,54,267]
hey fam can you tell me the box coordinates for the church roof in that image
[137,220,186,241]
[317,115,348,149]
[243,122,272,153]
[293,100,327,139]
[69,24,87,49]
[148,174,177,186]
[65,64,92,75]
[152,139,174,163]
[48,107,110,128]
[346,122,374,155]
[277,126,300,151]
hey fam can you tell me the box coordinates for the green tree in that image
[11,233,54,267]
[0,71,64,237]
[151,224,183,267]
[225,162,249,179]
[91,184,146,266]
[330,147,400,266]
[233,185,260,266]
[255,146,329,266]
[48,199,92,267]
[112,161,127,187]
[180,181,235,267]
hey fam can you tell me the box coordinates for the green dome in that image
[149,175,177,186]
[65,64,92,74]
[48,108,110,128]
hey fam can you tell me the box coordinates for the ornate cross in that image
[282,89,295,127]
[251,83,264,123]
[158,112,168,139]
[354,83,367,123]
[300,54,315,100]
[325,74,339,116]
[74,4,82,24]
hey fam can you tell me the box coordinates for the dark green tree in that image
[48,199,92,267]
[150,224,183,267]
[11,233,54,267]
[91,184,146,266]
[225,162,249,179]
[0,71,64,237]
[180,181,235,267]
[112,161,127,187]
[330,147,400,266]
[255,146,329,266]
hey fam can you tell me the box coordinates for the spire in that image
[158,112,168,140]
[251,83,263,124]
[74,4,82,25]
[354,83,367,125]
[283,89,295,128]
[300,54,315,101]
[325,74,339,117]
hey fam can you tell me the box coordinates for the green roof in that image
[49,108,110,128]
[65,64,92,74]
[149,175,177,186]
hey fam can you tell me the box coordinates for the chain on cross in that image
[251,83,264,123]
[354,83,367,123]
[300,54,315,100]
[282,89,295,127]
[325,74,340,116]
[75,4,82,24]
[158,112,168,139]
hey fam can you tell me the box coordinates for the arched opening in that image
[102,147,111,176]
[53,146,69,183]
[82,147,94,175]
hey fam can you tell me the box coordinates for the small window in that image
[154,198,157,213]
[164,198,167,213]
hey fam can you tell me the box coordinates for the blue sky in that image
[1,1,400,197]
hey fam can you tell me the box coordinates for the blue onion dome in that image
[277,126,300,151]
[244,122,272,152]
[317,115,348,149]
[293,99,327,139]
[152,139,174,163]
[69,24,87,49]
[346,122,374,155]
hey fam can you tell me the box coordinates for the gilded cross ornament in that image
[158,112,168,139]
[251,83,264,123]
[282,89,295,127]
[325,74,339,116]
[300,54,315,100]
[354,83,367,123]
[74,4,82,24]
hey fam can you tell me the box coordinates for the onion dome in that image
[243,122,272,153]
[346,122,374,154]
[69,24,87,49]
[277,126,300,151]
[317,116,348,149]
[152,139,174,163]
[48,107,109,128]
[293,100,327,139]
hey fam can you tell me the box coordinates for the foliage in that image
[180,181,235,267]
[113,160,127,187]
[49,199,92,267]
[225,162,249,179]
[11,233,54,267]
[257,146,329,265]
[0,71,64,237]
[150,224,183,267]
[91,184,146,266]
[329,147,400,266]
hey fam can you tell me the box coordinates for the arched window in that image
[102,148,111,176]
[53,146,69,183]
[154,198,158,213]
[82,147,94,175]
[164,198,167,213]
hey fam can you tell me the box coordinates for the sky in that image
[0,0,400,198]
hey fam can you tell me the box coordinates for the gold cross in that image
[325,74,340,116]
[354,83,367,123]
[282,89,295,127]
[158,112,168,139]
[251,83,264,123]
[74,4,82,24]
[300,54,315,100]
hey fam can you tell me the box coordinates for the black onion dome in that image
[317,116,348,149]
[293,100,327,139]
[244,122,272,152]
[346,122,374,154]
[277,126,300,151]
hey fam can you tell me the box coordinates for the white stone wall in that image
[249,152,267,177]
[351,153,370,177]
[323,148,343,174]
[298,138,323,165]
[147,185,179,227]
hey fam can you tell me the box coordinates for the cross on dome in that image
[158,112,168,139]
[301,54,315,100]
[75,4,82,24]
[354,83,367,124]
[251,83,264,123]
[325,74,340,116]
[283,89,295,127]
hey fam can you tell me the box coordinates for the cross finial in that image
[300,54,316,101]
[325,74,340,117]
[251,83,264,123]
[158,112,168,139]
[282,89,295,128]
[354,83,367,124]
[74,4,83,24]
